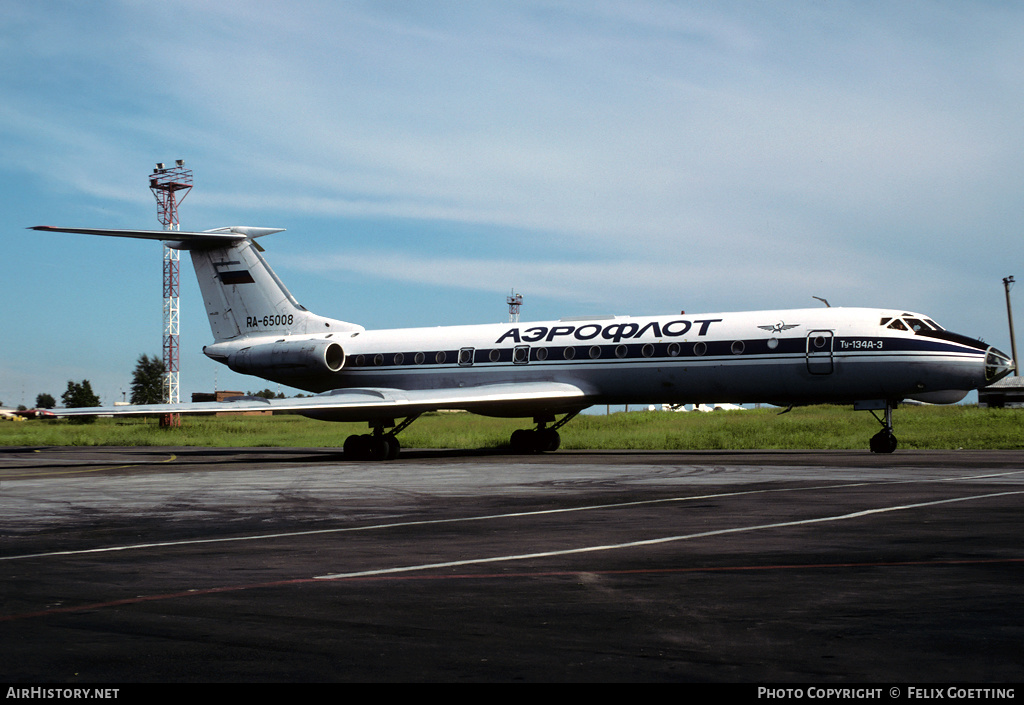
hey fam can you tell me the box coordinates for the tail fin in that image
[189,229,362,341]
[29,225,363,343]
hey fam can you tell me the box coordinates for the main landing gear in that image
[343,414,420,461]
[509,411,580,454]
[863,401,898,454]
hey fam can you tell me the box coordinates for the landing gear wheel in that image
[509,411,579,454]
[369,435,391,460]
[510,429,535,453]
[866,401,898,454]
[344,433,370,459]
[510,428,561,453]
[343,433,401,460]
[536,428,561,452]
[383,434,401,460]
[342,415,418,461]
[869,429,898,454]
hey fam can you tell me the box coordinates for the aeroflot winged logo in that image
[495,318,723,344]
[757,321,799,334]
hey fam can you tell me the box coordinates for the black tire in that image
[384,434,401,460]
[510,429,533,453]
[536,429,561,452]
[869,429,898,454]
[343,433,372,460]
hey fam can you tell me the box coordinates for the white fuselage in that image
[204,306,1005,416]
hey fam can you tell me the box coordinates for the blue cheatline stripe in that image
[342,336,982,371]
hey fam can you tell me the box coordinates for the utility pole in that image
[1004,276,1018,376]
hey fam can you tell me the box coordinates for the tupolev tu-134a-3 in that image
[30,224,1014,459]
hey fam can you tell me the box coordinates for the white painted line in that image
[314,490,1024,580]
[0,486,784,562]
[3,470,1022,563]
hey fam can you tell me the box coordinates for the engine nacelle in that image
[228,340,345,377]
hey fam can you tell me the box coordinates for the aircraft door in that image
[806,330,834,375]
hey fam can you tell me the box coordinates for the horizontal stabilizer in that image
[29,225,283,245]
[32,223,360,341]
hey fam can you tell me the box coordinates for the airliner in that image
[31,225,1014,459]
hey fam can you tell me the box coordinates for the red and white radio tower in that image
[149,160,193,427]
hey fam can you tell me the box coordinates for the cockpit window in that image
[884,316,947,333]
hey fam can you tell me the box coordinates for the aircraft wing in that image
[52,382,591,422]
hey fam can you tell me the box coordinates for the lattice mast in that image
[507,291,522,323]
[149,161,193,426]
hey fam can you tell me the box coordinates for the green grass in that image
[1,405,1021,450]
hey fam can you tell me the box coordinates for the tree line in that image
[31,354,165,411]
[28,354,301,412]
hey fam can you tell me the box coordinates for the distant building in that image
[978,377,1024,408]
[191,391,272,416]
[647,403,746,412]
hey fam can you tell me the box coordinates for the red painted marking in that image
[3,557,1021,623]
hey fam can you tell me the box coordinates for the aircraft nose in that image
[985,346,1015,383]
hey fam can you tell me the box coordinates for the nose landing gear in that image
[862,401,898,454]
[869,426,898,454]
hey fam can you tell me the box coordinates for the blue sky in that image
[1,1,1022,406]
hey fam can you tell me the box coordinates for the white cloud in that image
[3,0,1022,396]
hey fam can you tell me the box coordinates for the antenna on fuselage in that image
[813,296,831,307]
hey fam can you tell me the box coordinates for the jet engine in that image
[227,340,345,377]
